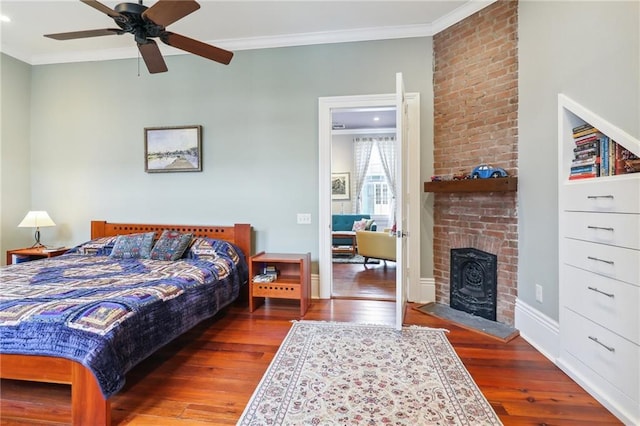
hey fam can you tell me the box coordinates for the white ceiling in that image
[0,0,495,66]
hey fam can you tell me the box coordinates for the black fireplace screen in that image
[450,247,498,321]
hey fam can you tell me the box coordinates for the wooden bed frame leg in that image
[71,362,111,426]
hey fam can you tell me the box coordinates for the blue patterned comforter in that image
[0,239,248,398]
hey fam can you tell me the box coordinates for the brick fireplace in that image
[432,1,519,325]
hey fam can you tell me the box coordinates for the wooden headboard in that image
[90,220,252,260]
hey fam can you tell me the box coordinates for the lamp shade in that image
[18,211,56,228]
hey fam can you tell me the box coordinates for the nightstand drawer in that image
[252,282,301,298]
[563,238,640,285]
[562,264,639,344]
[562,212,640,250]
[561,308,639,401]
[563,178,640,213]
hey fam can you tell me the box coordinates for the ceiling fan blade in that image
[142,0,200,28]
[45,28,123,40]
[80,0,123,19]
[138,40,169,74]
[162,32,233,65]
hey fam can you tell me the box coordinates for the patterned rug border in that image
[238,320,502,425]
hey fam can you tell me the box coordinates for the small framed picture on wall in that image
[331,172,350,200]
[144,125,202,173]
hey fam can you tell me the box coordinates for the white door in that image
[395,72,408,330]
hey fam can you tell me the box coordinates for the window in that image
[361,145,391,217]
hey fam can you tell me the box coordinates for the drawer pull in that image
[587,256,614,265]
[588,336,615,352]
[586,195,614,199]
[587,286,614,298]
[586,225,614,232]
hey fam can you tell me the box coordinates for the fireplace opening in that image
[450,247,497,321]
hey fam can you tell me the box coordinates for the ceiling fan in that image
[44,0,233,74]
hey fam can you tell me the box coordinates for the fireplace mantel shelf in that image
[424,177,517,193]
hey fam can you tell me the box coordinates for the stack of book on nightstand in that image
[253,266,279,283]
[252,274,276,283]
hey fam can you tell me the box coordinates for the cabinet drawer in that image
[562,211,640,250]
[562,264,639,344]
[561,308,639,401]
[252,282,301,299]
[562,177,640,213]
[562,238,640,285]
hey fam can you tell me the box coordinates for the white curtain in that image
[352,138,374,213]
[376,136,396,227]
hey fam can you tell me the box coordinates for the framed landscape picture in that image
[145,125,202,173]
[331,172,350,200]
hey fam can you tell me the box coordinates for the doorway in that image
[330,107,397,300]
[318,93,421,302]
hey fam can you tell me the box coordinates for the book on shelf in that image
[574,133,602,145]
[571,164,599,174]
[568,122,639,179]
[569,172,598,180]
[573,127,598,138]
[571,157,598,168]
[572,123,593,134]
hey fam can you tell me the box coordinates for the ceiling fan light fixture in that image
[44,0,233,74]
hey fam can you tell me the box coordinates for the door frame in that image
[318,93,421,300]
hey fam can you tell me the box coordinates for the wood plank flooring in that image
[1,276,622,425]
[332,261,396,300]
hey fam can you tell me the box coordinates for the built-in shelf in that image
[424,177,517,193]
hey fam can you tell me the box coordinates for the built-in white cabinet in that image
[557,94,640,425]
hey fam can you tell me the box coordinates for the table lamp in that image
[18,211,56,247]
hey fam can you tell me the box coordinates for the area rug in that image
[237,321,502,425]
[332,254,379,264]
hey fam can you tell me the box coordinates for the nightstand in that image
[6,247,68,265]
[249,252,311,316]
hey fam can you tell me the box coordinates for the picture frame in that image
[331,172,350,200]
[144,125,202,173]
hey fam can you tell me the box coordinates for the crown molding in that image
[431,0,498,34]
[9,0,496,66]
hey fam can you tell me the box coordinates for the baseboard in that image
[311,273,320,299]
[514,298,560,362]
[411,277,435,304]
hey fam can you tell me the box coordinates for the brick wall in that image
[432,0,518,325]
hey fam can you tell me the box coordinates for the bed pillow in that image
[109,232,155,259]
[68,236,118,256]
[149,230,193,261]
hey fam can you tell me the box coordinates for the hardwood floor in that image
[332,261,396,300]
[1,292,621,425]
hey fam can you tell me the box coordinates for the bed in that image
[0,220,252,425]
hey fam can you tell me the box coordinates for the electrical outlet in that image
[535,284,543,303]
[297,213,311,224]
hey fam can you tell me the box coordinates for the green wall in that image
[4,37,433,271]
[518,0,639,322]
[1,53,32,259]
